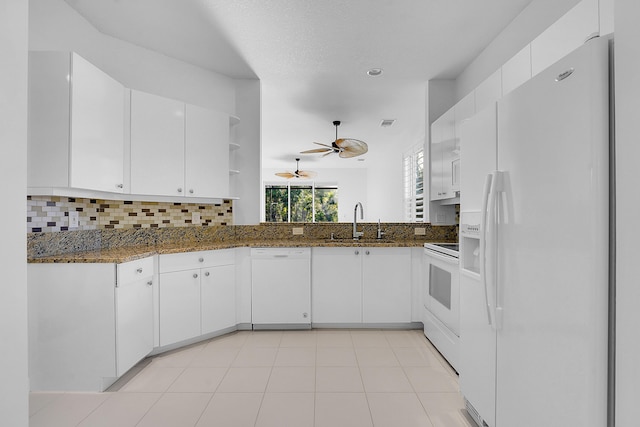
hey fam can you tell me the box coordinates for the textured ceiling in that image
[64,0,575,170]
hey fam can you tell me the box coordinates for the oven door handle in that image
[424,250,459,265]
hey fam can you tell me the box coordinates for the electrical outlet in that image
[192,211,201,225]
[414,227,426,236]
[292,227,304,235]
[69,211,79,228]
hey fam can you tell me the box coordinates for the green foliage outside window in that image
[265,185,338,223]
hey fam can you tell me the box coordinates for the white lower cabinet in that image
[28,256,154,391]
[312,247,412,325]
[158,249,235,347]
[201,264,236,334]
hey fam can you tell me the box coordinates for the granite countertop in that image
[28,238,434,264]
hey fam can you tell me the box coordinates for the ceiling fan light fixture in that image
[300,120,369,159]
[275,157,316,179]
[367,68,383,77]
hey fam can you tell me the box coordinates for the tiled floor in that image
[29,329,474,427]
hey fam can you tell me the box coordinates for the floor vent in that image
[464,397,486,427]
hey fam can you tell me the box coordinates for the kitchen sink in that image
[322,238,396,244]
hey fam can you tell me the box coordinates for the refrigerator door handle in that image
[480,173,496,327]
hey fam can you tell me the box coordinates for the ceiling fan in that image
[275,158,317,179]
[300,120,368,158]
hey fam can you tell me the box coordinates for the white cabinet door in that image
[362,247,412,323]
[311,247,362,324]
[130,90,185,196]
[185,104,229,198]
[28,52,125,193]
[439,108,456,199]
[115,277,153,376]
[159,269,201,346]
[201,264,236,334]
[70,53,125,193]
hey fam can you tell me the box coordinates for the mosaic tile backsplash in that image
[27,196,233,233]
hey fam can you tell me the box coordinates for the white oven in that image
[423,243,460,370]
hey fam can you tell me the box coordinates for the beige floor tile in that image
[167,367,228,392]
[205,331,249,348]
[355,347,400,366]
[195,393,263,427]
[189,346,239,367]
[274,346,316,366]
[280,330,317,347]
[393,347,438,367]
[418,392,475,427]
[255,393,315,427]
[315,393,373,427]
[217,367,272,392]
[351,330,390,347]
[244,331,283,347]
[150,345,205,367]
[384,330,422,347]
[29,392,63,417]
[404,366,460,392]
[135,392,212,427]
[29,393,110,427]
[316,347,358,366]
[367,392,434,427]
[266,367,315,392]
[120,366,184,392]
[316,330,354,347]
[316,367,364,392]
[360,366,414,392]
[232,346,278,367]
[76,392,162,427]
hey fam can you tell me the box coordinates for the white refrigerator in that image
[458,35,611,427]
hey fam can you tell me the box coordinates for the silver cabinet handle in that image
[189,189,194,194]
[116,184,123,189]
[205,271,210,277]
[193,273,198,279]
[178,188,183,193]
[136,268,143,273]
[199,257,204,262]
[147,280,153,286]
[365,250,370,255]
[355,250,359,255]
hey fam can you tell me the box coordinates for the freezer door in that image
[495,37,610,427]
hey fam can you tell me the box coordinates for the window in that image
[265,183,338,223]
[404,145,424,222]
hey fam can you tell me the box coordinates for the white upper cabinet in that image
[185,104,229,198]
[28,52,125,193]
[501,44,532,97]
[430,107,456,201]
[474,69,502,114]
[130,90,186,197]
[531,0,599,77]
[130,90,231,199]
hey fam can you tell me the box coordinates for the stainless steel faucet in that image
[353,202,364,239]
[377,219,385,239]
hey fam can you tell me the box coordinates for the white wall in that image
[29,0,236,114]
[0,0,29,424]
[233,79,262,225]
[615,0,640,424]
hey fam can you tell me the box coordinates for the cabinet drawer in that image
[117,256,154,285]
[159,249,235,273]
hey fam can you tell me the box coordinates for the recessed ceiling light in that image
[367,68,383,77]
[380,119,395,127]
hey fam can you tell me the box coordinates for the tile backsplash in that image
[27,196,233,233]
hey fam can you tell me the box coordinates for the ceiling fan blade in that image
[322,150,335,157]
[297,170,317,178]
[313,141,335,149]
[300,148,332,154]
[336,138,368,158]
[275,172,295,179]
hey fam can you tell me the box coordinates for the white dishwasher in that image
[251,247,311,329]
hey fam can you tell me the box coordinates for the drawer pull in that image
[199,257,204,262]
[193,273,198,279]
[205,272,210,277]
[147,280,153,286]
[136,268,143,273]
